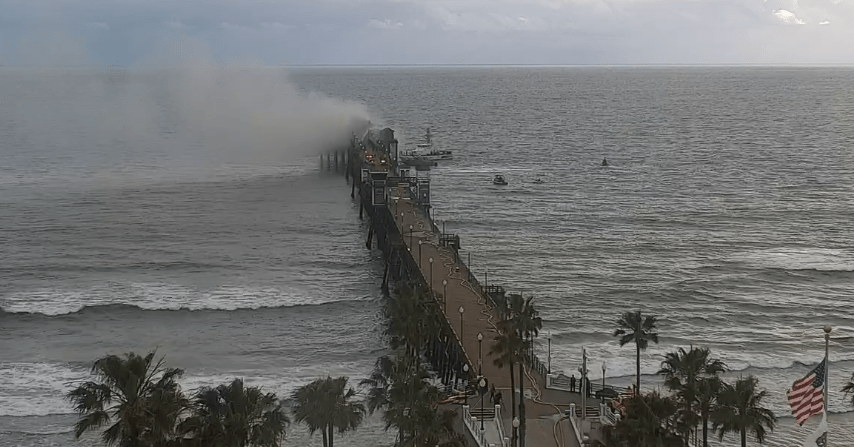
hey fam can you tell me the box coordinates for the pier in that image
[332,128,620,447]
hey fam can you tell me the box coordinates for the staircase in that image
[470,406,496,420]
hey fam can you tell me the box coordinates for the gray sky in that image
[1,0,853,66]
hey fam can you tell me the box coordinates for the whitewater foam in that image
[0,282,366,315]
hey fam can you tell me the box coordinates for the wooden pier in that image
[332,128,614,447]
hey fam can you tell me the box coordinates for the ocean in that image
[1,66,853,446]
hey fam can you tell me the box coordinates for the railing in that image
[566,404,584,447]
[530,353,548,378]
[462,405,491,447]
[494,404,509,447]
[600,402,618,426]
[547,373,572,391]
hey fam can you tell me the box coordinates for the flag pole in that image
[824,325,831,413]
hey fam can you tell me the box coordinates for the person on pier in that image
[570,374,576,392]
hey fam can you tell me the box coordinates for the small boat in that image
[532,178,544,184]
[493,174,508,186]
[398,155,437,168]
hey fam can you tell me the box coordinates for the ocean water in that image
[2,66,854,446]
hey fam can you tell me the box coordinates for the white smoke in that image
[5,31,372,179]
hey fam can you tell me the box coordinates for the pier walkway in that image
[345,130,612,447]
[389,184,589,447]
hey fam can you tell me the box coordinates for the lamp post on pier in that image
[459,306,465,346]
[408,225,413,249]
[463,363,469,405]
[429,257,434,293]
[479,377,487,431]
[418,240,423,265]
[442,279,448,311]
[824,325,832,413]
[547,331,551,375]
[602,362,607,403]
[477,332,483,375]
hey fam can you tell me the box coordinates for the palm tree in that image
[383,285,441,368]
[292,376,364,447]
[398,406,464,447]
[361,355,401,416]
[696,377,724,447]
[180,378,288,447]
[66,350,188,447]
[602,391,685,447]
[507,293,542,447]
[658,346,726,446]
[712,375,776,447]
[491,308,524,447]
[361,354,459,446]
[614,310,660,392]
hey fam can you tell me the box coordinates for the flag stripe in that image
[788,359,826,426]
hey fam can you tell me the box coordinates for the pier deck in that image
[344,128,601,447]
[389,185,586,447]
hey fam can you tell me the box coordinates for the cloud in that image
[773,9,806,25]
[88,22,110,31]
[367,19,404,29]
[2,0,854,65]
[819,20,830,25]
[261,22,292,30]
[220,22,250,31]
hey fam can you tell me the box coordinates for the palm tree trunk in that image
[702,418,708,447]
[329,422,334,447]
[510,359,517,447]
[322,427,328,447]
[519,360,526,447]
[636,342,641,392]
[740,428,746,447]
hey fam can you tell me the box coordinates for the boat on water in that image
[399,156,437,168]
[400,128,453,162]
[493,174,508,185]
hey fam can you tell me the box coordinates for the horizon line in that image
[5,63,854,69]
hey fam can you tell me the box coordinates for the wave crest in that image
[0,283,373,316]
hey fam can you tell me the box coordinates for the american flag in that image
[787,358,826,425]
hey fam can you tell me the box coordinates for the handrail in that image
[600,402,618,426]
[494,404,508,447]
[567,404,584,447]
[462,405,490,447]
